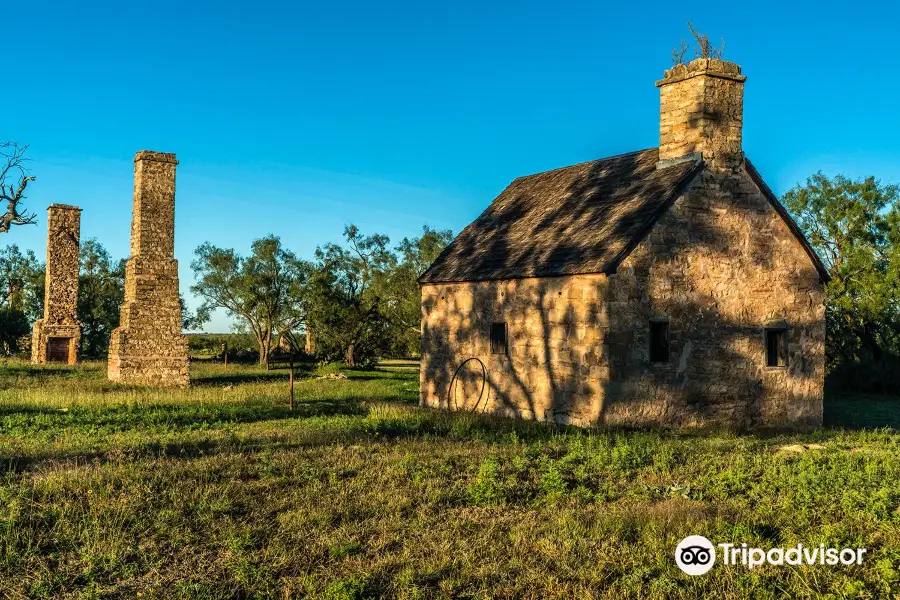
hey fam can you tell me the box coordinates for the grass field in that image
[0,359,898,599]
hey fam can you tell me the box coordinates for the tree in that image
[0,244,44,319]
[380,225,453,356]
[0,244,43,355]
[180,293,204,332]
[303,225,396,368]
[0,142,38,234]
[783,172,900,390]
[78,239,126,358]
[190,235,305,367]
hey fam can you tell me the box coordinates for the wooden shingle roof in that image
[419,148,701,284]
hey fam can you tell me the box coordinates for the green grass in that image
[0,359,898,599]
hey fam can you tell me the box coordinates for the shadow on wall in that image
[422,154,826,430]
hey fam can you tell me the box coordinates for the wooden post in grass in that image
[222,342,228,370]
[289,353,295,411]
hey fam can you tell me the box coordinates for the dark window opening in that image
[490,322,507,355]
[649,321,669,363]
[766,328,788,367]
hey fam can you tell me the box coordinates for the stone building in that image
[32,204,82,364]
[419,57,829,429]
[108,151,189,387]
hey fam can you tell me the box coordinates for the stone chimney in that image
[656,58,747,171]
[108,150,188,387]
[31,204,82,364]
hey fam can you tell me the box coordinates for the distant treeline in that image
[189,225,452,369]
[186,333,260,359]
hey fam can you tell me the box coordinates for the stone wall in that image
[420,167,826,429]
[604,167,825,428]
[108,151,189,387]
[32,204,82,365]
[421,273,610,427]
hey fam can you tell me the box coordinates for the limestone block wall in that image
[421,273,610,427]
[605,167,825,428]
[32,204,82,365]
[108,151,189,387]
[420,168,825,429]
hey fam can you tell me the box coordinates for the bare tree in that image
[0,142,37,234]
[672,23,726,65]
[671,40,688,65]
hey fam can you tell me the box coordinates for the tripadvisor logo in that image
[675,536,868,576]
[676,535,716,575]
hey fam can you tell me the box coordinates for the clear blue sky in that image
[6,0,899,332]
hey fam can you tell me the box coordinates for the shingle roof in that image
[419,148,701,283]
[419,148,830,285]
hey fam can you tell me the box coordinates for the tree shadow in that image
[191,371,310,386]
[345,371,421,382]
[0,398,370,475]
[823,391,900,430]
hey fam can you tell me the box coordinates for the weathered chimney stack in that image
[657,58,746,171]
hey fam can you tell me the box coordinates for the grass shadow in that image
[0,399,371,474]
[191,371,312,386]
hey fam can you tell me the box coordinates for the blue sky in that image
[6,0,899,331]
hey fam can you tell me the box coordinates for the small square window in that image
[490,322,507,355]
[766,328,788,367]
[649,320,669,363]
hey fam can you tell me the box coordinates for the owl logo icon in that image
[676,535,716,575]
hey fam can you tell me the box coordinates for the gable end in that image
[744,159,831,283]
[602,159,704,274]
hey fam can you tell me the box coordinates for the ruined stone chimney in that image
[32,204,82,364]
[108,150,189,387]
[656,57,747,171]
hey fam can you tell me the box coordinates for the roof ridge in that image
[511,147,658,182]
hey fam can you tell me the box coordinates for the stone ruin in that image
[32,204,82,364]
[108,151,189,387]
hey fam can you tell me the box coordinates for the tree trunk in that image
[305,328,315,354]
[256,333,271,368]
[345,343,356,368]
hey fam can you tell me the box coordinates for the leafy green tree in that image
[783,173,900,389]
[381,225,453,356]
[0,244,44,320]
[190,235,305,367]
[302,224,452,365]
[0,245,43,355]
[303,225,396,368]
[77,239,126,358]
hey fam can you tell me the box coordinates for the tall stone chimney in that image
[31,204,82,364]
[108,151,189,387]
[657,58,747,171]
